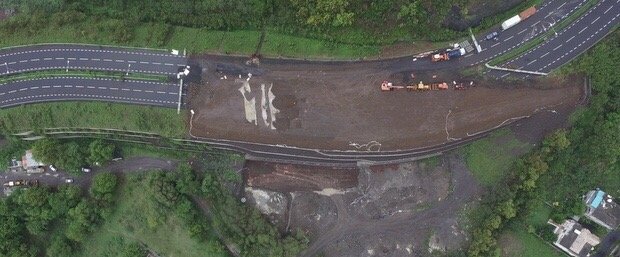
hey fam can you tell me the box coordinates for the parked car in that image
[65,178,73,183]
[49,165,57,172]
[81,167,91,173]
[485,31,499,41]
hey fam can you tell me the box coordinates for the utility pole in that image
[126,64,131,76]
[4,62,8,74]
[66,60,70,73]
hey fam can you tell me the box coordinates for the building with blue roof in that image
[584,189,620,230]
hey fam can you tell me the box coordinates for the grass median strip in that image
[0,70,169,84]
[489,0,600,66]
[0,102,186,138]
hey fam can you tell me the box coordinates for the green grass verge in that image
[464,129,532,186]
[79,174,228,257]
[500,225,563,257]
[0,70,168,84]
[118,143,192,160]
[524,201,553,227]
[489,0,600,66]
[0,102,186,138]
[0,18,381,59]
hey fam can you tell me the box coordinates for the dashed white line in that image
[491,42,501,48]
[553,44,563,51]
[579,26,588,34]
[79,58,89,61]
[503,35,514,42]
[591,16,601,25]
[541,52,550,58]
[103,59,113,62]
[527,59,537,65]
[604,5,613,14]
[115,60,124,63]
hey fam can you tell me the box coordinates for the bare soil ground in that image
[243,154,483,257]
[245,161,358,192]
[188,55,582,151]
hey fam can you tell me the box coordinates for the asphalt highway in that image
[490,0,620,78]
[0,77,183,108]
[0,44,187,76]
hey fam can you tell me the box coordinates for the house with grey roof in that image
[584,189,620,230]
[549,219,600,257]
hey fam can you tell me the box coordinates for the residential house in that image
[584,189,620,230]
[549,219,600,257]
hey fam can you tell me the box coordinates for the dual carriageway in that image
[0,0,618,164]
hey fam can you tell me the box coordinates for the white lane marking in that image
[145,90,154,93]
[604,5,613,14]
[76,85,84,88]
[531,21,540,27]
[53,85,62,88]
[527,59,537,65]
[517,28,527,35]
[567,36,576,42]
[19,88,27,91]
[30,58,40,61]
[139,61,149,64]
[110,87,119,90]
[8,90,16,93]
[503,35,514,42]
[115,60,124,63]
[91,58,101,61]
[122,88,130,91]
[30,86,39,89]
[591,17,600,25]
[491,42,501,48]
[157,91,166,94]
[152,62,161,65]
[98,87,107,90]
[103,59,113,62]
[541,52,550,58]
[42,86,50,89]
[55,58,64,60]
[133,89,142,92]
[579,26,588,34]
[553,44,563,51]
[79,58,89,61]
[127,60,137,63]
[87,86,95,89]
[19,60,27,63]
[165,63,174,66]
[43,58,52,61]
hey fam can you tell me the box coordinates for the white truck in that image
[501,6,537,31]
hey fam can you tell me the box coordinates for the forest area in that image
[467,31,620,256]
[0,0,535,56]
[0,152,307,257]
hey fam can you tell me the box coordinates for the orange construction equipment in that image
[382,81,453,91]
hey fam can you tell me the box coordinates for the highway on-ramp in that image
[0,77,184,108]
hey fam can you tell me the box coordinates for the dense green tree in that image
[90,172,118,204]
[65,200,98,242]
[120,242,146,257]
[48,185,82,218]
[46,235,73,257]
[31,138,62,165]
[87,140,114,166]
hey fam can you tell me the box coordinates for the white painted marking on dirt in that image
[267,83,279,130]
[238,80,257,125]
[260,84,269,127]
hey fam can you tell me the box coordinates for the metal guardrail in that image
[485,63,549,76]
